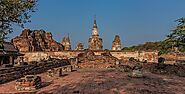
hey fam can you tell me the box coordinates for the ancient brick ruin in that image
[88,16,103,50]
[112,35,121,50]
[77,50,119,68]
[12,29,63,52]
[61,36,71,50]
[0,59,70,84]
[75,42,84,50]
[10,16,159,67]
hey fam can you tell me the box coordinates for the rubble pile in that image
[117,65,132,72]
[149,63,185,77]
[117,62,185,77]
[0,59,70,84]
[75,42,84,50]
[12,29,64,52]
[15,75,42,91]
[128,63,143,78]
[77,50,119,68]
[116,63,144,78]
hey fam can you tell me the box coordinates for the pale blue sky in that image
[8,0,185,49]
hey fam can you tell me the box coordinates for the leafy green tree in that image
[122,18,185,55]
[122,41,172,55]
[158,40,173,55]
[167,18,185,52]
[0,0,36,48]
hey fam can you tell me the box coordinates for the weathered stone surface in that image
[75,42,84,50]
[112,35,121,50]
[11,29,64,52]
[62,36,71,50]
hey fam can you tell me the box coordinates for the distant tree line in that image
[123,17,185,55]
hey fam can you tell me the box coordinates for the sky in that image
[8,0,185,49]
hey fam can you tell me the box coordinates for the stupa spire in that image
[93,15,97,28]
[92,15,99,36]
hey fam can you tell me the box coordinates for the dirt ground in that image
[0,68,185,94]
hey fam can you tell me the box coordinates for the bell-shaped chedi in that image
[112,35,121,50]
[11,29,64,52]
[88,16,103,50]
[75,42,84,50]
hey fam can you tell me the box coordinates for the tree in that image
[0,0,37,48]
[122,41,173,55]
[167,17,185,52]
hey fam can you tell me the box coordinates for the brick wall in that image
[20,50,158,63]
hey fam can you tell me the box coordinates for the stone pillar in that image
[67,66,72,72]
[56,68,62,77]
[76,58,79,68]
[0,57,3,66]
[21,57,24,63]
[9,56,14,65]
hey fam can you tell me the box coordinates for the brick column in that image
[0,57,3,65]
[9,56,14,65]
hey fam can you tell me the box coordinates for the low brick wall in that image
[20,50,158,63]
[0,59,70,84]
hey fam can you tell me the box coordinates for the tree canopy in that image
[122,17,185,55]
[0,0,37,41]
[167,18,185,52]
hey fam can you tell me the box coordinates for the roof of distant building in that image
[0,42,22,56]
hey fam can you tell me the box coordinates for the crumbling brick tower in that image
[112,35,121,50]
[88,16,103,50]
[75,42,84,50]
[62,36,71,50]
